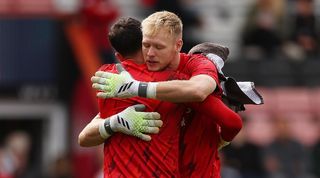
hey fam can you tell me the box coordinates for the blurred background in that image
[0,0,319,178]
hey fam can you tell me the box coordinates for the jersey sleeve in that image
[186,54,222,95]
[187,54,219,82]
[187,95,242,141]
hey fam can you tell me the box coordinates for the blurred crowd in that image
[221,116,320,178]
[0,131,33,178]
[77,0,320,62]
[0,0,319,178]
[241,0,319,61]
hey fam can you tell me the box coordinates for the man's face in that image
[142,29,181,71]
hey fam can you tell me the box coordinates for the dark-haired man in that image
[81,14,242,177]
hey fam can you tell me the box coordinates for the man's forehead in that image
[143,27,172,37]
[142,33,172,44]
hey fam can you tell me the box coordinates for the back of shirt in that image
[98,60,186,178]
[98,53,224,177]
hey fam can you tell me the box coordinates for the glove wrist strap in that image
[138,82,148,97]
[99,119,113,139]
[104,119,115,135]
[137,82,158,99]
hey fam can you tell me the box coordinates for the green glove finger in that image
[140,126,160,134]
[92,83,102,90]
[116,63,126,73]
[91,76,108,84]
[95,71,115,79]
[135,132,152,141]
[140,112,161,120]
[116,63,133,79]
[97,92,113,99]
[132,104,146,112]
[143,120,163,127]
[91,76,99,83]
[92,83,110,91]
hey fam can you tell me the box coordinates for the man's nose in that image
[147,47,155,56]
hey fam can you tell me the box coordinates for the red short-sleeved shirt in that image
[98,53,222,177]
[99,60,185,178]
[176,54,222,178]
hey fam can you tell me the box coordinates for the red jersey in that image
[173,54,222,178]
[98,53,219,178]
[180,96,241,178]
[99,61,184,178]
[179,112,221,178]
[175,54,241,178]
[176,54,222,96]
[97,53,241,178]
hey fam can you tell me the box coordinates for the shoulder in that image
[122,60,147,73]
[180,53,202,63]
[98,63,116,72]
[180,53,213,66]
[188,54,213,65]
[97,60,146,74]
[179,53,215,71]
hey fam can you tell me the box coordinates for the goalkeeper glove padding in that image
[99,104,162,141]
[218,136,230,151]
[92,64,157,99]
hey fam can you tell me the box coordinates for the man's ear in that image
[115,52,125,62]
[176,39,183,52]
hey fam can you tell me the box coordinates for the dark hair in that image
[108,17,142,57]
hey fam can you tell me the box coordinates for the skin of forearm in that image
[155,75,216,103]
[78,117,106,147]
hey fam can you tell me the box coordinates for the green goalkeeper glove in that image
[92,64,157,99]
[99,104,162,141]
[218,136,230,151]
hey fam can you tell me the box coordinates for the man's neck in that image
[125,51,144,64]
[166,53,181,71]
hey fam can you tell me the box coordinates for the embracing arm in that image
[78,105,163,147]
[155,75,216,102]
[189,95,242,142]
[78,114,106,147]
[92,64,217,103]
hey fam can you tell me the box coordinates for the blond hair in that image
[141,11,183,39]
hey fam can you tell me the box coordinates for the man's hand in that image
[92,64,141,98]
[108,104,162,141]
[218,136,230,150]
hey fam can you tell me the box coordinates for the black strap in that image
[138,82,148,98]
[104,119,114,135]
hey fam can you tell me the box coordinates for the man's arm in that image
[78,105,163,147]
[155,75,216,102]
[189,95,242,142]
[78,114,105,147]
[92,64,217,103]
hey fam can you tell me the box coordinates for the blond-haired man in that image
[91,11,242,177]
